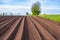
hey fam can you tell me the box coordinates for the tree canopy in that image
[31,2,41,15]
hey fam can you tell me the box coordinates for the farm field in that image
[40,15,60,22]
[0,16,60,40]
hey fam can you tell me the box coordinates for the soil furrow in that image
[29,16,56,40]
[32,16,60,40]
[0,16,60,40]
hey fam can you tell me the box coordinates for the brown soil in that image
[0,16,60,40]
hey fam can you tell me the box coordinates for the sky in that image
[0,0,60,15]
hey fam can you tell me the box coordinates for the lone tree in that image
[26,12,29,15]
[31,2,41,15]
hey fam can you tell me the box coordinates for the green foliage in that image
[43,14,47,15]
[41,15,60,22]
[31,2,41,15]
[26,12,29,15]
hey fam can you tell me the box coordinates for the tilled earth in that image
[0,16,60,40]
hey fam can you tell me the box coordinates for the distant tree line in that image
[0,13,14,16]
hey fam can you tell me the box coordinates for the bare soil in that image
[0,16,60,40]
